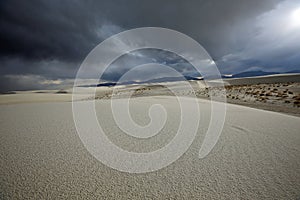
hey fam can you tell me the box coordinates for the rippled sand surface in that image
[1,97,300,199]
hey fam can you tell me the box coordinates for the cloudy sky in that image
[0,0,300,91]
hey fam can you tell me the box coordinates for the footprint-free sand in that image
[1,96,300,199]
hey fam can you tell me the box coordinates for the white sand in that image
[0,96,300,199]
[0,90,72,105]
[0,87,111,105]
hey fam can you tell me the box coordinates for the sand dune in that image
[1,96,300,199]
[0,90,72,105]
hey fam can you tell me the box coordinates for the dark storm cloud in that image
[0,0,102,62]
[0,0,282,62]
[2,0,300,92]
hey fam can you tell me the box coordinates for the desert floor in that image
[0,96,300,199]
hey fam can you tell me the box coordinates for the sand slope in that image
[0,97,300,199]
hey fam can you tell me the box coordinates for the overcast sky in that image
[0,0,300,91]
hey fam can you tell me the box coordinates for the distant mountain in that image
[143,75,201,83]
[231,70,279,78]
[96,82,117,87]
[79,82,117,87]
[86,76,202,87]
[79,75,202,88]
[284,70,300,74]
[229,70,300,79]
[121,75,202,85]
[79,70,300,87]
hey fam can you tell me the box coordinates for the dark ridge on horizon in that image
[79,71,300,88]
